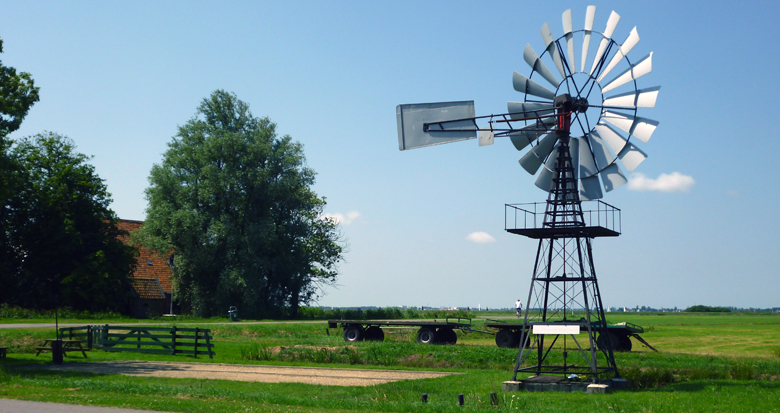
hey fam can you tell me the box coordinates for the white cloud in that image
[628,172,695,193]
[322,211,361,225]
[466,231,496,243]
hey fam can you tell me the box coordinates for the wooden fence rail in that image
[58,326,94,349]
[59,325,215,359]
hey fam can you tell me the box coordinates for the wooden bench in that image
[35,339,88,358]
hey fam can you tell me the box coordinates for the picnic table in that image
[35,339,88,358]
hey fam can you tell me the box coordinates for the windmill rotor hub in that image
[554,94,573,135]
[573,97,589,114]
[554,93,574,109]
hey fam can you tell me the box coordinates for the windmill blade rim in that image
[602,86,661,108]
[583,5,596,31]
[523,44,560,88]
[601,110,659,143]
[579,135,599,178]
[562,9,576,73]
[587,130,616,171]
[580,174,603,200]
[531,131,559,160]
[519,145,546,175]
[513,71,557,100]
[541,22,567,78]
[594,122,628,158]
[589,11,621,75]
[581,6,597,72]
[508,101,556,117]
[601,52,652,93]
[569,136,580,180]
[603,10,621,38]
[616,141,648,173]
[599,163,628,192]
[597,27,640,82]
[535,145,560,191]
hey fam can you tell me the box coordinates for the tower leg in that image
[510,133,618,383]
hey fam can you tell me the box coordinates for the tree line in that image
[0,37,343,318]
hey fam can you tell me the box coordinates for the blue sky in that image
[3,1,778,309]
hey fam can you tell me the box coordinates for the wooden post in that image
[171,326,177,355]
[194,327,199,359]
[205,330,213,359]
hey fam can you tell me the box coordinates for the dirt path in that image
[24,361,460,387]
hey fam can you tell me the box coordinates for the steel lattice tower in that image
[508,95,619,383]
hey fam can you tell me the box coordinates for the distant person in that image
[516,299,522,317]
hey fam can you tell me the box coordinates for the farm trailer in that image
[327,318,486,345]
[485,320,657,352]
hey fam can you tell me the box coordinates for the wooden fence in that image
[59,325,215,359]
[59,326,95,349]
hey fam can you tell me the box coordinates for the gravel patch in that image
[26,361,460,387]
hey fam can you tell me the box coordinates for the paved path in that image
[0,399,169,413]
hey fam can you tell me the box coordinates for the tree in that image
[141,90,343,318]
[1,37,40,280]
[0,38,40,137]
[685,305,731,313]
[2,132,136,312]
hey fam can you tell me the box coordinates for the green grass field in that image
[1,311,779,412]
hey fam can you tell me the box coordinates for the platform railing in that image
[505,201,621,234]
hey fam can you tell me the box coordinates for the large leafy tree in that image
[2,132,136,311]
[0,38,40,137]
[142,90,343,318]
[1,37,40,279]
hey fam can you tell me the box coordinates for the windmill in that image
[396,6,659,385]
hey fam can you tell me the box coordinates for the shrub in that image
[729,364,755,380]
[239,343,274,361]
[685,305,731,313]
[0,304,125,320]
[621,366,676,389]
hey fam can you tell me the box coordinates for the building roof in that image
[117,219,173,293]
[130,278,166,300]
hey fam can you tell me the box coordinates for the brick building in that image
[116,220,174,318]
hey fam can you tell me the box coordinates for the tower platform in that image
[505,201,621,239]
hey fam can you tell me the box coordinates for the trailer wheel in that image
[438,328,457,345]
[495,329,517,348]
[619,335,632,352]
[365,326,384,341]
[516,331,531,348]
[343,325,364,342]
[596,331,620,351]
[416,327,437,344]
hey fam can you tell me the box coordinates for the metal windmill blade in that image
[511,6,660,199]
[395,5,660,201]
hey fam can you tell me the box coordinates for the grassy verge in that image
[2,369,779,412]
[0,312,778,412]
